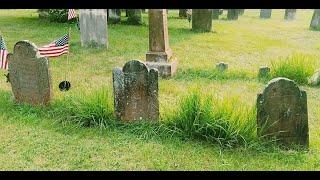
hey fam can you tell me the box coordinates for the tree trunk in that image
[310,9,320,30]
[284,9,296,20]
[227,9,239,20]
[179,9,187,18]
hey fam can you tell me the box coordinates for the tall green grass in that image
[270,54,316,84]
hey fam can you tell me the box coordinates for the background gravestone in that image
[79,9,108,48]
[145,9,178,78]
[310,9,320,30]
[260,9,272,19]
[113,60,159,122]
[127,9,143,25]
[284,9,296,20]
[212,9,220,20]
[227,9,239,20]
[179,9,187,18]
[192,9,213,32]
[257,77,308,149]
[108,9,121,24]
[7,40,52,106]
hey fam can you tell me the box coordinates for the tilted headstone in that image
[310,9,320,30]
[79,9,108,48]
[108,9,121,24]
[192,9,213,32]
[146,9,178,78]
[257,77,308,148]
[284,9,296,20]
[7,40,52,106]
[112,60,159,122]
[258,66,270,78]
[227,9,239,20]
[260,9,272,19]
[216,62,228,72]
[127,9,143,25]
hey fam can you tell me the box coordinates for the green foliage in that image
[270,54,316,84]
[38,9,72,23]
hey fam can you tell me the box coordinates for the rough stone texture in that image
[310,9,320,30]
[212,9,220,19]
[284,9,296,21]
[127,9,143,25]
[260,9,272,19]
[308,70,320,86]
[192,9,213,32]
[227,9,239,20]
[258,66,270,78]
[257,77,309,149]
[179,9,187,18]
[7,40,52,106]
[146,9,178,78]
[79,9,108,48]
[112,60,159,122]
[108,9,121,24]
[216,62,228,72]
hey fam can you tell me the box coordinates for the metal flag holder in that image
[58,27,71,92]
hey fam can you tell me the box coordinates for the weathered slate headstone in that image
[227,9,239,20]
[284,9,296,21]
[112,60,159,122]
[146,9,178,78]
[7,40,52,106]
[258,66,270,78]
[127,9,143,25]
[257,77,308,149]
[260,9,272,19]
[192,9,213,32]
[310,9,320,30]
[216,62,228,72]
[108,9,121,24]
[79,9,108,48]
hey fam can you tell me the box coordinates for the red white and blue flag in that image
[0,35,8,70]
[68,9,77,20]
[38,34,69,58]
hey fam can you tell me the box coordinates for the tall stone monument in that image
[79,9,108,48]
[192,9,213,32]
[112,60,159,122]
[7,41,52,106]
[145,9,178,78]
[257,78,309,149]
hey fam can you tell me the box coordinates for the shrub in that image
[38,9,74,23]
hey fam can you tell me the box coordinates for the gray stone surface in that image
[284,9,296,20]
[310,9,320,29]
[260,9,272,19]
[112,60,159,122]
[146,9,178,78]
[257,77,309,149]
[79,9,108,47]
[258,66,270,78]
[216,62,228,72]
[308,70,320,86]
[7,40,52,106]
[192,9,213,32]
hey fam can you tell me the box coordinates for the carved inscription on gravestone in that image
[113,60,159,122]
[257,77,308,148]
[7,40,52,106]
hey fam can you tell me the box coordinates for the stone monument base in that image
[145,57,178,78]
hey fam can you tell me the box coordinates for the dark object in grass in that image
[59,81,71,91]
[4,73,9,83]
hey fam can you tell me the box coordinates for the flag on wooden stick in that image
[68,9,77,20]
[0,35,8,70]
[38,34,69,58]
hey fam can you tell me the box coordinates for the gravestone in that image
[212,9,220,20]
[112,60,159,122]
[258,66,270,78]
[127,9,143,25]
[238,9,245,15]
[179,9,187,18]
[310,9,320,30]
[308,70,320,86]
[79,9,108,48]
[284,9,296,20]
[227,9,239,20]
[108,9,121,24]
[146,9,178,78]
[216,62,228,72]
[260,9,272,19]
[7,40,52,106]
[257,77,308,149]
[192,9,213,32]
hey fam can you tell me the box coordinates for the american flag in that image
[0,35,8,70]
[38,34,69,58]
[68,9,77,20]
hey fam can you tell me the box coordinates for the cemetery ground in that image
[1,9,320,170]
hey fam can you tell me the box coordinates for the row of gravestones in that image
[6,41,308,149]
[216,62,271,78]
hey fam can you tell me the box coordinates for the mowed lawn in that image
[1,9,320,170]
